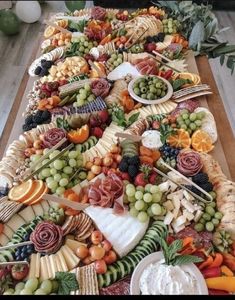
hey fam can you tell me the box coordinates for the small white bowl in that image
[128,75,173,105]
[130,251,208,295]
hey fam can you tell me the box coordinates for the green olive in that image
[202,213,211,221]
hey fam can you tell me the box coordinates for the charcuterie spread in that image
[1,3,235,296]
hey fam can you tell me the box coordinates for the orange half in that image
[21,180,45,205]
[167,129,191,149]
[8,179,34,202]
[191,130,214,153]
[28,185,49,206]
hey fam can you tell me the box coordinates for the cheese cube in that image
[173,215,186,227]
[172,222,185,233]
[164,211,174,225]
[181,199,195,213]
[163,200,174,211]
[158,181,169,193]
[183,209,195,221]
[194,210,203,222]
[168,181,178,192]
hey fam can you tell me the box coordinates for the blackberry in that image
[128,165,139,178]
[32,110,43,124]
[41,60,53,69]
[34,66,42,75]
[41,110,51,121]
[128,155,140,166]
[22,124,32,131]
[119,160,129,172]
[153,35,159,42]
[200,182,213,192]
[122,156,130,163]
[146,36,154,43]
[24,114,34,125]
[192,173,209,184]
[158,32,165,42]
[39,68,49,77]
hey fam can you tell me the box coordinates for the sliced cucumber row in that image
[76,136,98,153]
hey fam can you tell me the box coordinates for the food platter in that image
[0,3,235,296]
[130,252,208,295]
[128,75,173,104]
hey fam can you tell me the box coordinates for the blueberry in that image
[27,248,32,254]
[34,66,42,76]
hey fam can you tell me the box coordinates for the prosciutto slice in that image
[88,173,126,214]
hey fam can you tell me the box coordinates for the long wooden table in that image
[0,44,235,181]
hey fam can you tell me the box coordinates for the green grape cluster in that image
[73,83,96,107]
[176,109,206,135]
[124,183,166,223]
[162,18,181,34]
[106,53,123,72]
[69,35,97,57]
[30,149,86,195]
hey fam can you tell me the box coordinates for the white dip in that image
[141,130,163,149]
[139,259,199,295]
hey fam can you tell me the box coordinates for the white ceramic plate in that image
[128,75,173,105]
[130,251,208,295]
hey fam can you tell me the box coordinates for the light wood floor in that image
[0,1,235,139]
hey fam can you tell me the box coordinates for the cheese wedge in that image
[57,250,68,272]
[40,256,49,281]
[65,239,87,253]
[85,206,148,258]
[60,245,80,270]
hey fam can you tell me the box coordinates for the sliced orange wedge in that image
[28,185,49,205]
[44,26,57,38]
[191,129,214,153]
[167,129,191,149]
[8,179,34,202]
[21,180,45,205]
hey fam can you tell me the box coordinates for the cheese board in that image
[0,3,235,296]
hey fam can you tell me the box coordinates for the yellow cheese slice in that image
[28,254,36,279]
[60,245,80,270]
[40,256,49,281]
[55,254,63,272]
[49,254,57,279]
[35,253,41,278]
[44,255,53,279]
[65,239,87,253]
[57,250,69,272]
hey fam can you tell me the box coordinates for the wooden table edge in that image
[196,56,235,181]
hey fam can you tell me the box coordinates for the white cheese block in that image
[7,214,25,232]
[194,210,203,222]
[167,189,184,201]
[183,190,194,202]
[183,209,195,221]
[55,254,63,272]
[0,233,9,246]
[65,239,87,253]
[40,256,49,281]
[45,255,53,279]
[35,253,40,278]
[164,211,174,225]
[168,181,178,192]
[57,250,68,272]
[141,130,163,149]
[28,254,37,279]
[174,215,186,227]
[172,223,185,233]
[85,206,149,257]
[181,199,195,213]
[163,200,174,211]
[60,245,80,270]
[3,224,14,239]
[49,254,57,279]
[32,203,44,216]
[18,206,35,223]
[158,181,170,193]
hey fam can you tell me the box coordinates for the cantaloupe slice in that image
[21,181,46,205]
[8,179,34,202]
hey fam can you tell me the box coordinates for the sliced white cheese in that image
[3,224,14,239]
[194,210,203,222]
[0,233,9,246]
[163,200,174,211]
[158,181,170,193]
[32,203,44,216]
[85,206,148,258]
[167,189,184,201]
[28,254,37,279]
[168,181,178,192]
[40,256,49,281]
[182,209,195,221]
[54,254,63,272]
[181,199,195,213]
[183,190,195,202]
[164,211,174,225]
[49,254,57,279]
[35,253,40,278]
[172,220,185,233]
[7,214,25,232]
[57,250,68,272]
[60,245,80,270]
[45,255,53,279]
[174,215,186,227]
[141,130,163,150]
[18,206,35,223]
[65,239,87,253]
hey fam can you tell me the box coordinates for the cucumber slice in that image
[76,144,83,153]
[116,261,126,278]
[108,265,119,283]
[97,274,105,288]
[103,270,112,287]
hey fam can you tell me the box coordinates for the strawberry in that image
[11,264,29,281]
[90,115,102,127]
[149,172,158,184]
[134,173,148,187]
[152,120,160,130]
[91,127,103,138]
[97,110,109,123]
[121,172,131,181]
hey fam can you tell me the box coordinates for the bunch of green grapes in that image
[73,83,96,107]
[106,53,123,72]
[124,183,166,223]
[30,149,86,195]
[69,35,97,57]
[162,18,181,34]
[176,109,206,135]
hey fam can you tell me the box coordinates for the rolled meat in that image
[91,78,110,98]
[177,149,203,177]
[42,128,67,149]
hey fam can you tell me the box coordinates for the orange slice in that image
[167,129,191,148]
[8,179,34,202]
[28,185,49,205]
[44,26,57,38]
[21,180,45,205]
[191,130,214,153]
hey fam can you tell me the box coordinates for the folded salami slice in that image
[42,128,68,149]
[177,149,203,177]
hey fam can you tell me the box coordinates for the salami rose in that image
[91,78,110,98]
[30,221,63,254]
[91,6,106,21]
[177,149,203,176]
[43,128,67,149]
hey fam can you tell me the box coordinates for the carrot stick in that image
[199,255,214,270]
[208,253,223,269]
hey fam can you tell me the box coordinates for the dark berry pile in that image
[146,32,165,43]
[14,234,35,261]
[185,172,214,196]
[119,155,140,180]
[34,59,53,77]
[0,185,9,198]
[22,110,51,132]
[159,144,180,168]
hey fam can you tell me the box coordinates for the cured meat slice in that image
[100,277,131,295]
[91,6,106,21]
[177,149,203,177]
[91,78,110,98]
[30,221,63,254]
[42,128,67,149]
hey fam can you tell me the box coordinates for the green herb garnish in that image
[159,238,203,266]
[55,272,79,295]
